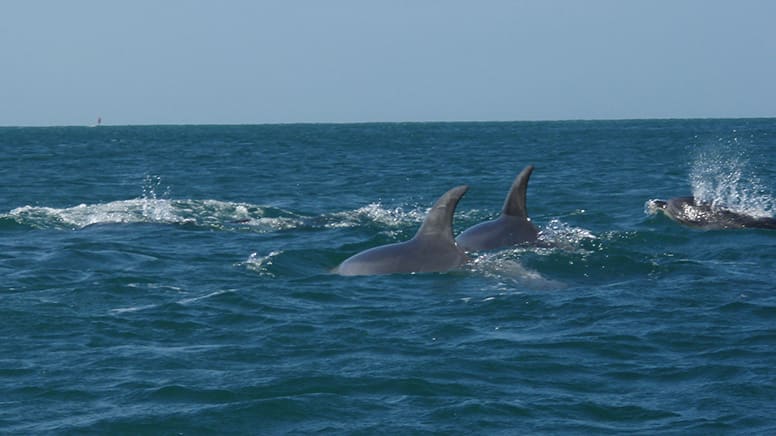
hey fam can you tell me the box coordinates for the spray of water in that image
[243,251,282,277]
[689,136,774,218]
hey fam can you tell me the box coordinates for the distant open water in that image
[2,119,775,434]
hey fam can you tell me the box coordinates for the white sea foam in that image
[8,199,184,229]
[325,202,426,229]
[5,198,305,231]
[242,251,282,276]
[538,219,596,250]
[4,198,435,235]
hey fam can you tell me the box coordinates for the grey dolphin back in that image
[501,165,534,218]
[454,165,539,252]
[335,185,470,276]
[415,185,469,242]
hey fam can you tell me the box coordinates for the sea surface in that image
[2,119,775,434]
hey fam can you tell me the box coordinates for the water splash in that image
[324,202,425,229]
[242,251,282,277]
[142,174,171,202]
[644,200,658,216]
[3,198,441,234]
[7,199,184,229]
[7,198,306,230]
[689,136,774,218]
[538,219,597,251]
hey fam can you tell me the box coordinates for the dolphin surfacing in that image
[456,165,540,252]
[648,196,776,230]
[335,185,470,276]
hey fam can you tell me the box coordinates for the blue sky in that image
[2,1,775,126]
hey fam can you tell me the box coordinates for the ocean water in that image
[1,119,775,434]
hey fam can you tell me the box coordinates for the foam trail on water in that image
[7,199,185,229]
[4,192,303,232]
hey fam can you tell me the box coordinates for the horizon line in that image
[2,115,775,128]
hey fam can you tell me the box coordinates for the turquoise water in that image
[2,120,775,433]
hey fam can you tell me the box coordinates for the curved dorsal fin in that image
[501,165,534,218]
[415,185,469,242]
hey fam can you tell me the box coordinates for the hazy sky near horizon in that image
[2,1,775,126]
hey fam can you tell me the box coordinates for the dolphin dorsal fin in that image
[415,185,469,242]
[501,165,534,218]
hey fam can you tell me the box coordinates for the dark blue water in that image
[2,120,775,434]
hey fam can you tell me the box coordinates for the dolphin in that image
[648,196,776,230]
[335,185,470,276]
[455,165,540,252]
